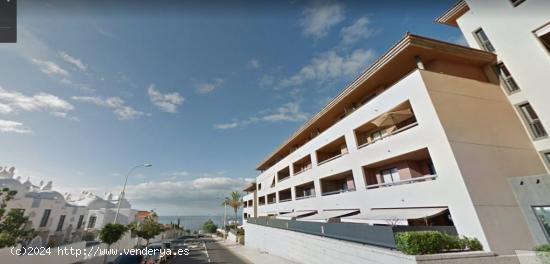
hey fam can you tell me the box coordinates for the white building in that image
[0,167,88,246]
[70,191,137,233]
[242,31,550,255]
[435,0,550,247]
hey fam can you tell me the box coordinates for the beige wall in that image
[421,70,547,254]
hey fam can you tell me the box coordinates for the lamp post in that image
[113,163,152,224]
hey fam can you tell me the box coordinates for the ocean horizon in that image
[158,215,243,231]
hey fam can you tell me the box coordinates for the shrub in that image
[534,244,550,252]
[395,231,483,255]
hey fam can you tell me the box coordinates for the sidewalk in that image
[213,237,299,264]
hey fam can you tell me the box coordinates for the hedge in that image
[534,244,550,252]
[395,231,483,255]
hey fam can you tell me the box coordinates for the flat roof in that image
[256,33,495,171]
[434,0,469,27]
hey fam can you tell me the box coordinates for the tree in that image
[202,219,217,234]
[222,191,243,229]
[128,216,163,246]
[99,223,128,264]
[0,188,36,248]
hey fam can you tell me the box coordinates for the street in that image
[168,238,248,264]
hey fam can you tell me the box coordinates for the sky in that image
[0,0,463,215]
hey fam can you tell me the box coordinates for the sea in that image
[158,215,242,231]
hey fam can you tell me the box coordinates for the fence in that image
[247,217,457,249]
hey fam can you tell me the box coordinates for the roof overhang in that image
[435,0,469,27]
[242,182,256,192]
[256,33,495,171]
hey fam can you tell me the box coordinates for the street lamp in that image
[113,163,152,224]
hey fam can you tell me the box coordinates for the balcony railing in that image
[317,153,345,166]
[279,198,292,203]
[295,194,315,200]
[366,174,437,189]
[321,188,355,196]
[357,122,418,150]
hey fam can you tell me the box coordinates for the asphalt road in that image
[169,238,248,264]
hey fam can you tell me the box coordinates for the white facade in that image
[70,191,137,232]
[0,167,88,246]
[452,0,550,170]
[243,33,549,255]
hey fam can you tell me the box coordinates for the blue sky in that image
[0,0,462,215]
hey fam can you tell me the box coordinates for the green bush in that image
[534,244,550,252]
[395,231,483,255]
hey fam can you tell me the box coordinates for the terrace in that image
[363,148,436,189]
[278,188,292,202]
[295,181,316,200]
[292,155,312,175]
[320,171,356,196]
[316,136,348,165]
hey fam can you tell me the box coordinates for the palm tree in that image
[222,191,243,229]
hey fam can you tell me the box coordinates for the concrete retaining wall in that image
[244,223,520,264]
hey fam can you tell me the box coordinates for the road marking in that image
[203,241,211,263]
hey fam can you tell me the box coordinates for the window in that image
[380,168,400,184]
[532,206,550,242]
[257,183,262,190]
[88,216,97,229]
[510,0,525,6]
[496,63,520,93]
[518,103,548,139]
[428,162,436,175]
[39,209,51,227]
[56,215,66,231]
[535,23,550,52]
[76,215,85,229]
[543,152,550,167]
[370,129,388,141]
[474,28,495,52]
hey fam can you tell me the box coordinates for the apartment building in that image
[436,0,550,247]
[242,30,550,254]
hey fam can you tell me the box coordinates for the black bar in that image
[0,0,17,43]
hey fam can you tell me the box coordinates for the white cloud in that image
[0,87,74,114]
[300,1,345,40]
[196,79,224,94]
[31,58,69,77]
[147,84,184,113]
[340,17,376,45]
[59,51,88,71]
[72,96,146,120]
[247,59,261,69]
[214,102,309,130]
[281,48,376,87]
[0,120,32,134]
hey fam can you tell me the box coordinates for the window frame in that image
[495,62,520,94]
[56,215,66,232]
[533,21,550,54]
[517,102,548,140]
[76,215,85,229]
[88,215,97,229]
[473,28,496,52]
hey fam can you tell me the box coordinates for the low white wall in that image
[244,224,520,264]
[227,231,238,243]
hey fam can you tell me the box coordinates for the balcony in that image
[295,181,316,200]
[267,193,276,204]
[355,101,417,149]
[320,171,356,196]
[292,155,312,175]
[258,196,266,206]
[363,148,437,189]
[277,166,291,182]
[316,136,348,165]
[278,188,292,203]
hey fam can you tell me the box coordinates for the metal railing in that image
[247,217,457,249]
[366,175,437,189]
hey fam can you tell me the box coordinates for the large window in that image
[535,23,550,53]
[380,168,400,184]
[496,63,520,93]
[533,206,550,242]
[56,215,66,232]
[518,103,548,139]
[474,28,495,52]
[88,216,97,229]
[39,209,51,227]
